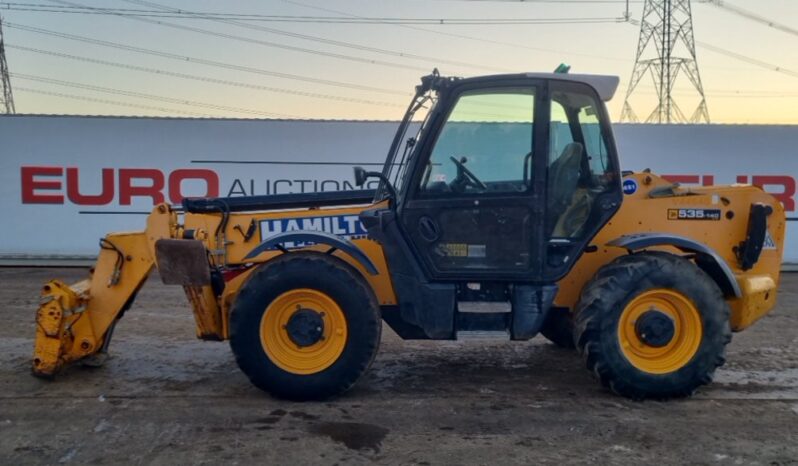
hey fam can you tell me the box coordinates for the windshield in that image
[376,92,437,201]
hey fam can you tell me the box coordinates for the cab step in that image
[456,330,510,340]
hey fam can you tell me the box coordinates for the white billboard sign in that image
[1,115,796,262]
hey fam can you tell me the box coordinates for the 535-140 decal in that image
[667,208,722,221]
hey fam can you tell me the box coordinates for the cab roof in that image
[449,73,621,102]
[526,73,620,102]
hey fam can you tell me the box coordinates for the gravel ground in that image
[1,268,797,465]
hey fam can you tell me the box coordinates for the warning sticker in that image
[439,243,468,257]
[763,230,777,250]
[438,243,487,258]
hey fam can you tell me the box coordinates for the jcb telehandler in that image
[33,70,785,400]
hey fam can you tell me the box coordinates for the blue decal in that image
[622,179,638,195]
[259,214,368,248]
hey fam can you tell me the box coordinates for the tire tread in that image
[229,252,381,401]
[573,251,732,399]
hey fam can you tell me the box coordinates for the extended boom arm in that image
[32,206,177,377]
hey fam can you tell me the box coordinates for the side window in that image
[549,101,573,165]
[547,88,614,239]
[579,106,610,176]
[419,88,535,196]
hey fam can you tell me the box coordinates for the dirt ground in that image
[1,268,797,465]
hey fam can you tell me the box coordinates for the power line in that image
[122,0,512,73]
[697,41,798,79]
[6,1,623,117]
[15,86,212,116]
[2,1,628,24]
[279,0,632,63]
[5,43,404,107]
[3,22,408,96]
[636,85,798,96]
[11,72,300,117]
[703,0,798,38]
[659,92,798,99]
[44,0,429,73]
[282,0,754,75]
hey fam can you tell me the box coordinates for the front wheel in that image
[573,252,731,399]
[229,252,381,401]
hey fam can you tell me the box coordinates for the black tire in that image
[540,308,576,349]
[229,252,381,401]
[573,251,731,399]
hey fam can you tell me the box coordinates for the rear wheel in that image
[573,252,731,399]
[230,252,381,401]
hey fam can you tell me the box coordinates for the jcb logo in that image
[668,209,721,221]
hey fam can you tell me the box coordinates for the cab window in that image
[419,88,536,196]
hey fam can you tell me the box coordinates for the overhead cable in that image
[121,0,511,73]
[2,2,628,24]
[3,22,408,96]
[704,0,798,38]
[14,86,212,116]
[45,0,430,72]
[11,72,299,117]
[6,43,404,107]
[279,0,632,62]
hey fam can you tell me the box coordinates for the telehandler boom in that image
[33,70,785,400]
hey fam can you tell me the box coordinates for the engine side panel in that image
[555,173,786,330]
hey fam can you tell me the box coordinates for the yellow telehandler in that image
[32,70,785,400]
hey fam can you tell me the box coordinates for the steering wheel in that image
[449,156,488,191]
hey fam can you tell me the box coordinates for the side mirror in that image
[352,166,398,205]
[354,166,368,187]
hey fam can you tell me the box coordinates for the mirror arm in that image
[375,173,398,204]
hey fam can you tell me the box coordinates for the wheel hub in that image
[285,308,325,347]
[634,309,675,348]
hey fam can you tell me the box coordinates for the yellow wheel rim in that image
[617,289,703,374]
[260,289,348,375]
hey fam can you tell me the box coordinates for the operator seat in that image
[547,142,585,235]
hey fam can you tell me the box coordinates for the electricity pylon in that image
[620,0,709,123]
[0,16,15,114]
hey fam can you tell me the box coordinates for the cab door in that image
[397,78,622,283]
[543,80,622,280]
[398,82,547,281]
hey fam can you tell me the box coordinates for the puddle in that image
[308,422,389,452]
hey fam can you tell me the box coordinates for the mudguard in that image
[607,233,742,298]
[244,230,379,276]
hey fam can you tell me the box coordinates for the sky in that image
[1,0,797,124]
